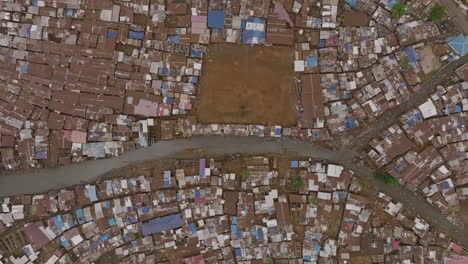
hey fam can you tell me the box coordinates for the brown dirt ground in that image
[460,200,468,227]
[196,44,299,126]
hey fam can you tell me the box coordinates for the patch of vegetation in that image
[358,180,367,189]
[292,179,304,189]
[267,257,274,263]
[240,167,250,178]
[175,131,183,136]
[399,60,410,70]
[309,197,318,206]
[391,3,406,19]
[429,4,446,22]
[338,15,345,24]
[280,252,289,258]
[376,171,399,186]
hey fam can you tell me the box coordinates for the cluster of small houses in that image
[0,0,467,170]
[367,77,468,214]
[0,157,466,264]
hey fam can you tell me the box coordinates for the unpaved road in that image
[0,136,351,196]
[350,53,468,150]
[1,135,468,247]
[439,0,468,35]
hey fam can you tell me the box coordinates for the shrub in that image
[309,197,318,206]
[376,171,399,186]
[358,180,367,189]
[240,167,250,178]
[399,60,410,70]
[391,3,406,19]
[292,179,304,189]
[429,5,446,21]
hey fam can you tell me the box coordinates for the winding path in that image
[1,135,468,247]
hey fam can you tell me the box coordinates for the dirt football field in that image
[196,44,298,126]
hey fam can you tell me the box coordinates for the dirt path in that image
[439,0,468,35]
[349,53,468,151]
[1,135,468,247]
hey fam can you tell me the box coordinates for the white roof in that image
[418,99,438,119]
[327,164,343,177]
[317,192,332,200]
[294,60,305,72]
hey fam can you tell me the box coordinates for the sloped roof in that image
[141,213,184,236]
[447,35,468,56]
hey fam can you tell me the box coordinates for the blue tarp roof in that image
[54,216,64,229]
[405,47,420,62]
[242,17,266,45]
[168,35,180,43]
[447,35,468,56]
[107,32,116,38]
[208,10,226,28]
[141,213,184,236]
[345,0,356,6]
[306,55,318,67]
[164,171,172,187]
[75,208,84,218]
[128,30,144,40]
[108,218,116,226]
[190,50,203,58]
[189,223,197,234]
[346,117,358,129]
[442,181,450,189]
[388,0,399,6]
[106,182,113,196]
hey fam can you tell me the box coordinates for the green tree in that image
[376,171,399,186]
[267,257,274,263]
[391,3,406,19]
[429,5,446,22]
[292,179,304,189]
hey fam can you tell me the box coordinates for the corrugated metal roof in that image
[141,213,184,236]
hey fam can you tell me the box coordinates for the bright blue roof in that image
[345,0,356,6]
[54,215,64,229]
[141,213,184,236]
[108,218,116,227]
[447,35,468,56]
[208,10,226,28]
[107,32,116,38]
[306,55,318,67]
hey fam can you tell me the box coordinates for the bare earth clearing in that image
[197,44,298,126]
